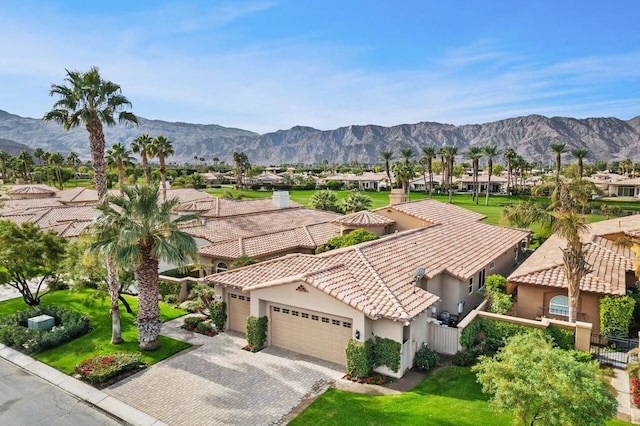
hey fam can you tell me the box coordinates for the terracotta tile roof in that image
[55,187,100,203]
[508,215,640,295]
[198,197,303,218]
[0,204,96,237]
[206,221,527,320]
[375,198,486,224]
[610,177,640,186]
[7,185,56,196]
[334,210,395,227]
[175,198,219,212]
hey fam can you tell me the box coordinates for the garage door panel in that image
[270,304,352,365]
[228,292,250,332]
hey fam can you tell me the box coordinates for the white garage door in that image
[228,292,250,333]
[270,304,353,365]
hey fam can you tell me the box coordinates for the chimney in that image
[389,188,406,205]
[272,190,291,208]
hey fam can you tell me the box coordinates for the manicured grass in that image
[0,289,190,374]
[290,366,630,426]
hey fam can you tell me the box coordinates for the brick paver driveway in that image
[104,321,344,426]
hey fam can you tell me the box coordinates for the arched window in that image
[549,295,569,317]
[215,262,228,273]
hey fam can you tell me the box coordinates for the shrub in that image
[488,292,512,315]
[372,336,401,373]
[75,353,144,385]
[345,339,373,378]
[163,294,178,305]
[197,321,214,334]
[485,274,507,293]
[0,306,90,354]
[246,316,268,352]
[600,295,635,337]
[209,301,227,331]
[159,280,181,297]
[179,300,201,313]
[183,316,206,329]
[413,346,439,371]
[632,378,640,407]
[453,348,480,366]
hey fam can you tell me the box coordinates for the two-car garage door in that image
[270,304,353,365]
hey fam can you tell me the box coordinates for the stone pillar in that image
[574,321,593,351]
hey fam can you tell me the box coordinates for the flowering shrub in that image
[75,353,144,385]
[181,316,217,337]
[632,378,640,407]
[343,373,394,386]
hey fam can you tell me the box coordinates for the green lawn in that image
[0,289,190,374]
[290,366,631,426]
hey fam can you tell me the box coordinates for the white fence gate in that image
[428,322,460,355]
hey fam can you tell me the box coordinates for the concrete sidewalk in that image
[611,368,640,424]
[0,343,168,426]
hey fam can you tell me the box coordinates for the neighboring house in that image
[205,195,529,376]
[457,175,507,194]
[322,172,388,190]
[333,210,395,236]
[175,191,301,218]
[585,172,626,194]
[201,172,225,185]
[408,174,448,192]
[607,177,640,198]
[508,215,640,333]
[247,171,285,185]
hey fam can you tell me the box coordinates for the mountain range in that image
[0,109,639,166]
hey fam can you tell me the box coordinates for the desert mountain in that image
[0,109,638,165]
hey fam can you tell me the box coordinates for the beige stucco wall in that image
[200,247,315,273]
[340,224,388,237]
[373,208,432,232]
[514,284,602,334]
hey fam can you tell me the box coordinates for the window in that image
[332,319,340,326]
[343,322,351,328]
[215,262,228,273]
[479,269,486,290]
[230,294,237,299]
[311,315,319,321]
[468,277,473,294]
[618,186,636,197]
[292,310,299,316]
[322,317,329,323]
[282,308,290,314]
[549,295,569,317]
[301,313,309,319]
[273,306,280,312]
[238,295,245,301]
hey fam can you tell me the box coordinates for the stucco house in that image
[322,172,388,190]
[607,176,640,198]
[508,215,640,333]
[457,175,508,194]
[205,197,529,377]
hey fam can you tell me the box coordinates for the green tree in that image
[131,134,153,184]
[315,228,379,254]
[340,192,373,214]
[44,66,138,344]
[466,146,483,204]
[391,161,416,195]
[231,254,258,267]
[600,295,635,337]
[33,147,45,166]
[482,145,500,206]
[441,145,458,203]
[91,185,198,350]
[473,332,617,426]
[0,221,67,306]
[49,152,65,190]
[310,190,340,212]
[0,150,9,182]
[232,151,249,190]
[420,146,436,198]
[148,135,174,200]
[380,150,394,188]
[571,148,590,180]
[549,142,567,184]
[17,150,33,182]
[106,142,135,194]
[503,148,517,195]
[66,151,81,186]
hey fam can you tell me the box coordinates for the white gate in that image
[429,323,460,355]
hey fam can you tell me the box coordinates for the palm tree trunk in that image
[117,163,125,195]
[159,155,167,201]
[485,160,492,206]
[448,159,454,203]
[428,164,433,198]
[136,245,161,351]
[142,152,150,185]
[108,256,124,344]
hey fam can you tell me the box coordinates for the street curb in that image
[0,343,168,426]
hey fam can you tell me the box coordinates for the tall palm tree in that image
[466,146,483,204]
[44,66,138,345]
[550,142,567,184]
[106,142,135,194]
[420,146,436,198]
[17,150,33,182]
[232,151,249,190]
[131,134,153,184]
[33,148,45,166]
[66,152,80,187]
[49,152,65,190]
[391,161,416,196]
[482,145,500,206]
[0,150,9,183]
[148,135,174,200]
[570,148,590,180]
[396,148,415,194]
[441,145,458,203]
[503,148,517,196]
[91,185,198,350]
[380,150,394,189]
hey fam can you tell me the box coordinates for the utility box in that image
[27,315,55,331]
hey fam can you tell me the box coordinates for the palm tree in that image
[49,152,65,190]
[33,148,45,166]
[441,145,458,203]
[340,192,373,214]
[482,145,500,206]
[44,66,138,345]
[0,150,9,183]
[466,146,483,204]
[503,148,517,196]
[148,135,174,200]
[91,185,198,350]
[131,134,153,184]
[420,146,436,198]
[17,150,33,182]
[571,148,590,180]
[391,161,416,196]
[66,152,80,187]
[380,151,394,189]
[106,142,135,194]
[232,151,249,190]
[550,142,567,184]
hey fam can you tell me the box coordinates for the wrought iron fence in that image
[590,333,639,368]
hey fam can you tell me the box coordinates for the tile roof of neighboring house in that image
[409,174,447,184]
[508,215,640,295]
[457,175,508,183]
[194,197,303,218]
[55,187,101,204]
[375,198,486,224]
[7,185,57,196]
[609,177,640,186]
[206,221,528,321]
[199,222,341,260]
[182,207,341,242]
[323,172,388,182]
[334,210,395,227]
[0,205,96,237]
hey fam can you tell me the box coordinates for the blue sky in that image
[0,0,638,133]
